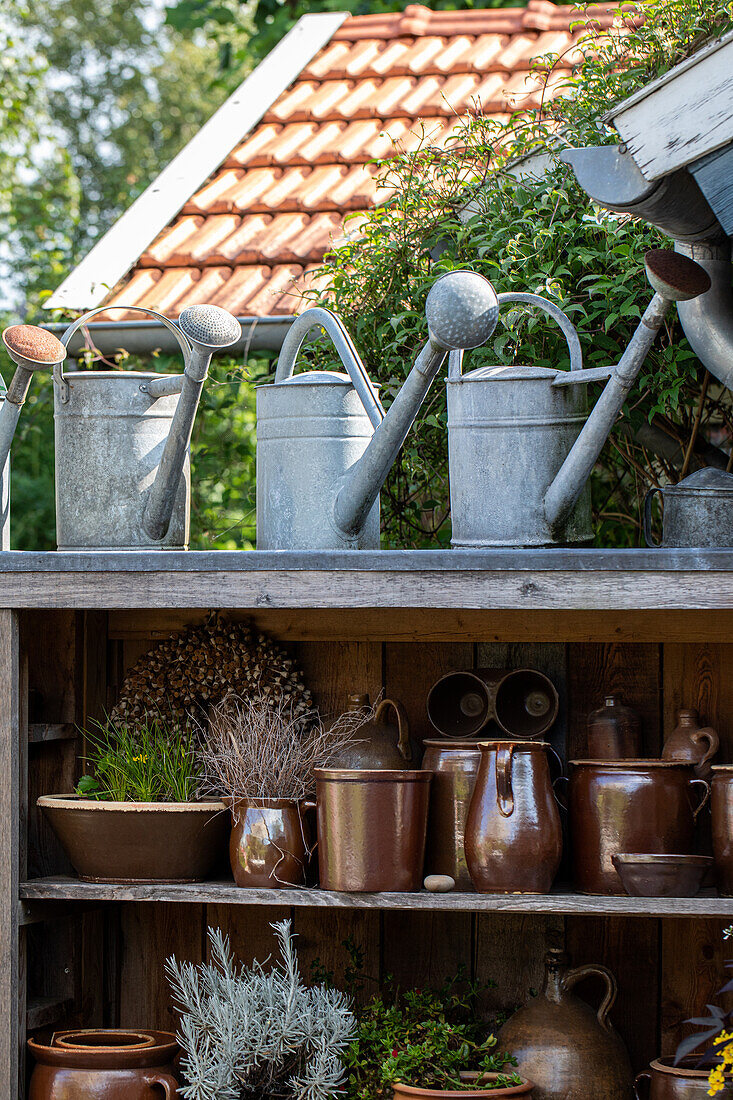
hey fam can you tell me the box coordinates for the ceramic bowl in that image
[612,853,713,897]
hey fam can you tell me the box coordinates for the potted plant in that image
[199,694,363,888]
[166,918,356,1099]
[344,974,531,1099]
[38,717,228,883]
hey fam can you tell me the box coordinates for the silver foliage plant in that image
[166,919,356,1100]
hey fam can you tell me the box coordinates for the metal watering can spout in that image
[543,249,711,533]
[0,326,67,471]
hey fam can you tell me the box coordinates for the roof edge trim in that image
[46,11,349,311]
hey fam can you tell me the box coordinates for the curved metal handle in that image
[274,306,384,428]
[692,726,719,772]
[143,1071,179,1098]
[563,962,617,1030]
[689,777,711,820]
[634,1071,652,1100]
[643,486,663,547]
[496,744,515,818]
[374,697,412,762]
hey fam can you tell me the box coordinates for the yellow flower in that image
[708,1039,733,1096]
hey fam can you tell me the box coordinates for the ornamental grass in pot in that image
[199,695,366,888]
[38,717,228,883]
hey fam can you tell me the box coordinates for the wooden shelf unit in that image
[4,549,733,1098]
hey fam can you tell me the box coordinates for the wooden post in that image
[0,610,22,1098]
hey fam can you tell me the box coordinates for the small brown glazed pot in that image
[37,796,229,883]
[422,740,482,891]
[662,709,719,779]
[712,765,733,895]
[391,1075,534,1098]
[569,760,710,895]
[464,741,562,894]
[315,768,431,891]
[612,853,712,897]
[28,1029,179,1099]
[635,1056,732,1100]
[228,797,312,887]
[587,695,641,759]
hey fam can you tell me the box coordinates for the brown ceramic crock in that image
[662,709,719,779]
[28,1029,179,1099]
[635,1056,732,1100]
[498,949,633,1100]
[391,1075,534,1098]
[712,765,733,895]
[315,768,431,891]
[569,760,710,895]
[37,796,229,883]
[228,796,313,887]
[587,695,641,758]
[464,741,562,894]
[422,740,482,891]
[334,694,413,769]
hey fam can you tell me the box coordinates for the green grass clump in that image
[75,717,202,803]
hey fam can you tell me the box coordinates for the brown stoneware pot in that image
[315,768,431,891]
[464,741,562,894]
[587,695,641,758]
[228,797,313,887]
[28,1029,179,1099]
[635,1056,732,1100]
[711,765,733,895]
[569,760,710,895]
[662,709,719,779]
[37,795,228,883]
[422,740,482,891]
[333,694,413,769]
[392,1075,534,1098]
[498,950,633,1100]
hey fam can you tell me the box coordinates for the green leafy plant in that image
[75,716,202,802]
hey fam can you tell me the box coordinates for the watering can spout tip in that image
[426,270,499,351]
[178,304,241,349]
[2,325,66,368]
[644,249,711,302]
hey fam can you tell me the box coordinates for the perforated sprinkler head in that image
[178,304,241,350]
[2,325,66,370]
[644,249,711,303]
[425,270,499,351]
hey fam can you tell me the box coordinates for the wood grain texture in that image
[663,643,733,763]
[0,611,22,1097]
[474,914,565,1017]
[660,918,730,1057]
[118,903,204,1032]
[567,642,661,758]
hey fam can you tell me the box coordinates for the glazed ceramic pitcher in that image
[464,741,562,893]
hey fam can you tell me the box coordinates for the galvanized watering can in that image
[447,250,711,548]
[644,468,733,548]
[256,270,499,550]
[56,304,240,550]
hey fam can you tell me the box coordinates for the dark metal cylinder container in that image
[712,765,733,896]
[586,695,641,758]
[644,468,733,548]
[427,668,559,740]
[464,741,562,894]
[569,760,710,895]
[314,768,431,892]
[422,740,482,890]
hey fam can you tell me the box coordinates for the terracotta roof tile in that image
[101,3,621,319]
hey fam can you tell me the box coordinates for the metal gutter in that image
[43,314,294,357]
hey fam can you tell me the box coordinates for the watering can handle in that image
[448,292,582,380]
[643,486,663,547]
[274,306,385,429]
[55,306,192,401]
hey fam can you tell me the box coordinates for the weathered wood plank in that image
[475,914,565,1018]
[567,642,661,759]
[26,995,74,1031]
[118,903,204,1032]
[0,611,22,1098]
[660,917,730,1058]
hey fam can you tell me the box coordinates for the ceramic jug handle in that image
[634,1071,652,1100]
[375,697,412,762]
[144,1072,179,1098]
[496,744,515,818]
[562,963,617,1031]
[643,487,663,547]
[689,778,711,820]
[693,727,719,772]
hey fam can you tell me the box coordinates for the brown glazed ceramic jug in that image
[635,1056,732,1100]
[498,950,633,1100]
[333,694,412,769]
[570,760,710,895]
[28,1030,179,1099]
[228,797,312,887]
[422,740,482,890]
[712,765,733,895]
[464,741,562,894]
[662,709,719,779]
[587,695,641,758]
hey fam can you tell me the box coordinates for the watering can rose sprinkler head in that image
[425,270,500,351]
[0,325,66,472]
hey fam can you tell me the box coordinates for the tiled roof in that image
[99,1,618,321]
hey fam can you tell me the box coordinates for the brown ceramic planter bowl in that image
[28,1029,180,1100]
[635,1056,732,1100]
[392,1075,534,1098]
[37,795,229,883]
[612,854,713,897]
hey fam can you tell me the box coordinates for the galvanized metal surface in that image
[644,468,733,547]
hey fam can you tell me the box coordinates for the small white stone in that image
[424,874,455,893]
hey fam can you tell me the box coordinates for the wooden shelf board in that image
[26,996,74,1031]
[19,877,733,918]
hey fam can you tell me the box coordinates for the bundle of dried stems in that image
[198,694,369,803]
